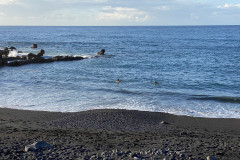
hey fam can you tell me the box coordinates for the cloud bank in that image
[0,0,240,25]
[97,6,148,24]
[217,4,240,9]
[0,0,18,5]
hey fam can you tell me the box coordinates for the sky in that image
[0,0,240,26]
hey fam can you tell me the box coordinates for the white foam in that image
[8,50,28,57]
[8,50,19,57]
[79,54,95,59]
[1,88,239,118]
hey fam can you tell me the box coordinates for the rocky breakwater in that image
[2,49,54,67]
[0,46,105,67]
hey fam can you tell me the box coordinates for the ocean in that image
[0,26,240,118]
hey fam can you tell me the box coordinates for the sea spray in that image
[8,50,18,57]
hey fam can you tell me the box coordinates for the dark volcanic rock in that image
[6,57,54,67]
[1,46,101,67]
[25,141,53,152]
[97,49,105,55]
[4,55,84,67]
[51,56,84,61]
[31,44,38,48]
[207,156,217,160]
[0,48,9,57]
[27,53,37,59]
[0,49,9,65]
[9,46,16,50]
[37,49,45,57]
[25,51,45,60]
[0,54,2,66]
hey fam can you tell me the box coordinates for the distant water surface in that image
[0,26,240,118]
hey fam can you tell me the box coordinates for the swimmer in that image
[154,81,158,85]
[116,79,120,83]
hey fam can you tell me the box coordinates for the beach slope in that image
[0,108,239,159]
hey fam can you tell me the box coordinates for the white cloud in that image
[103,6,137,12]
[155,6,170,11]
[98,6,149,23]
[1,0,240,25]
[61,0,107,3]
[34,9,99,26]
[0,0,18,5]
[217,4,240,9]
[190,13,199,20]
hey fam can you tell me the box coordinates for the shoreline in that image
[1,107,240,159]
[1,106,240,120]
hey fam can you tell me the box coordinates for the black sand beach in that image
[0,108,240,159]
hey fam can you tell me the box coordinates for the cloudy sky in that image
[0,0,240,26]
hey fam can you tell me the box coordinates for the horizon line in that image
[0,24,240,27]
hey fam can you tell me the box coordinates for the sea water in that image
[0,26,240,118]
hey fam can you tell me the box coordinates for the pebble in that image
[0,142,224,160]
[25,141,53,152]
[133,156,141,160]
[206,156,217,160]
[161,121,169,125]
[129,152,138,158]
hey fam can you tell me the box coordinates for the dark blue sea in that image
[0,26,240,118]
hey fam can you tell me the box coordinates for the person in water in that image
[154,81,158,85]
[116,79,120,83]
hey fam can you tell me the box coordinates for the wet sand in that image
[0,108,240,159]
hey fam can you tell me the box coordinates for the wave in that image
[90,88,143,96]
[90,88,194,99]
[94,87,240,105]
[190,95,240,104]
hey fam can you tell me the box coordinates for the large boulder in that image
[206,156,217,160]
[9,46,16,50]
[0,54,2,66]
[26,51,44,59]
[37,49,45,57]
[24,50,45,60]
[31,44,38,48]
[0,48,9,57]
[97,49,105,55]
[25,141,53,152]
[27,53,37,60]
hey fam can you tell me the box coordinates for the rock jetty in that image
[0,46,105,67]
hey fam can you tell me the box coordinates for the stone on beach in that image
[160,121,169,125]
[206,156,217,160]
[25,141,53,152]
